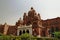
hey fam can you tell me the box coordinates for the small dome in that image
[30,7,35,12]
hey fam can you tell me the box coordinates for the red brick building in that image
[42,17,60,37]
[0,7,60,37]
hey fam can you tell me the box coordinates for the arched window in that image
[19,30,22,35]
[23,30,25,34]
[26,29,29,33]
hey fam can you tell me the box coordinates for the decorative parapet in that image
[18,24,32,29]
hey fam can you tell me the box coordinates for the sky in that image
[0,0,60,25]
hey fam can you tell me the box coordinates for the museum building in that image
[0,7,60,37]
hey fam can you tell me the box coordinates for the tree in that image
[54,32,60,39]
[20,33,36,40]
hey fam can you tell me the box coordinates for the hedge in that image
[0,36,59,40]
[0,33,59,40]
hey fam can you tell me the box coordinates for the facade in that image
[0,7,60,37]
[16,7,43,37]
[17,25,32,36]
[0,23,17,35]
[42,17,60,37]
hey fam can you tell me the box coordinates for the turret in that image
[23,13,27,20]
[23,13,27,25]
[16,18,23,26]
[4,22,9,35]
[38,13,41,20]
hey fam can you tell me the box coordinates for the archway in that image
[26,29,29,33]
[23,30,25,34]
[19,30,22,35]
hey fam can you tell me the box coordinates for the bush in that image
[0,36,59,40]
[54,32,60,39]
[20,33,33,40]
[0,36,11,40]
[0,33,59,40]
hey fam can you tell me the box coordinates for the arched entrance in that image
[19,30,22,35]
[23,30,25,34]
[26,29,29,33]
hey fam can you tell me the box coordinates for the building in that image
[0,7,60,37]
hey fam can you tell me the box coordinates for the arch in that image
[23,30,25,34]
[19,30,22,35]
[26,29,29,33]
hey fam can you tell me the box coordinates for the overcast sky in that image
[0,0,60,25]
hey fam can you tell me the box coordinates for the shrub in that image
[0,33,59,40]
[54,32,60,39]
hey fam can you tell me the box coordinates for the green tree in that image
[20,33,37,40]
[54,32,60,39]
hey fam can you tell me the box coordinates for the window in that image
[26,29,29,33]
[49,27,54,35]
[23,30,25,34]
[19,30,22,35]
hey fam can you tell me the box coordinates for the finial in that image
[24,12,26,15]
[4,22,7,25]
[31,7,33,10]
[19,17,21,20]
[38,13,40,15]
[24,12,26,14]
